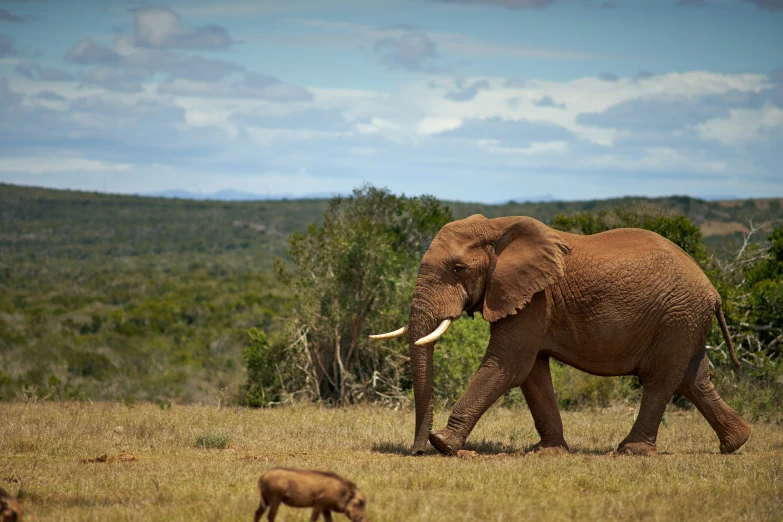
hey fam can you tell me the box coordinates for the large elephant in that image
[370,215,751,456]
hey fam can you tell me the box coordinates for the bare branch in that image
[768,334,783,350]
[723,218,772,272]
[731,322,783,333]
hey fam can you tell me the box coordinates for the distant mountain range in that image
[501,193,739,204]
[147,189,740,204]
[501,194,557,204]
[145,189,345,201]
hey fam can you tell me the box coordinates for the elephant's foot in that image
[429,429,464,456]
[616,441,657,456]
[526,445,569,457]
[528,439,569,454]
[719,421,751,454]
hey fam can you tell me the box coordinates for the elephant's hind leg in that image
[617,383,677,455]
[618,349,688,456]
[521,354,568,451]
[618,309,718,456]
[676,348,751,454]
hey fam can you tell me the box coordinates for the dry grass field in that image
[1,402,782,521]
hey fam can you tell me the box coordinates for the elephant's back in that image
[560,227,691,257]
[561,228,706,278]
[547,228,717,372]
[559,227,714,295]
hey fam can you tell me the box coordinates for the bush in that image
[551,364,639,410]
[245,184,452,405]
[194,432,231,449]
[66,349,115,379]
[243,328,285,407]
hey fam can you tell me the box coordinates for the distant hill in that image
[2,184,781,266]
[146,189,346,201]
[447,195,781,250]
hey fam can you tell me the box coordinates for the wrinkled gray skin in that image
[404,214,750,456]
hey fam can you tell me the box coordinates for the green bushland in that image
[244,184,452,406]
[193,432,232,449]
[0,183,315,403]
[249,193,783,419]
[1,183,781,417]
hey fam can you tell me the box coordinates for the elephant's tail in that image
[715,301,741,367]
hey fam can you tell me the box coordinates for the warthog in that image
[0,487,23,522]
[254,468,367,522]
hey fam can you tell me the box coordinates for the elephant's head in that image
[370,214,571,454]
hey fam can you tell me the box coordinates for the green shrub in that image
[194,432,231,449]
[66,349,115,379]
[551,363,640,410]
[251,184,452,405]
[242,328,283,407]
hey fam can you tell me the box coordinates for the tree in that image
[738,224,783,357]
[244,184,452,405]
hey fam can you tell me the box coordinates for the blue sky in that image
[1,0,782,202]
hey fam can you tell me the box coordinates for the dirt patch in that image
[700,221,749,237]
[112,452,138,462]
[456,450,479,460]
[78,452,137,464]
[456,450,526,460]
[243,455,275,463]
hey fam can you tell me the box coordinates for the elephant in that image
[370,214,751,456]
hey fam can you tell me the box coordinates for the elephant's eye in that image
[453,264,466,275]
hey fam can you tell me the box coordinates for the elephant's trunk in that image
[410,342,434,454]
[408,300,438,455]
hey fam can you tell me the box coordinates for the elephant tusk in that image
[369,325,408,340]
[414,319,452,346]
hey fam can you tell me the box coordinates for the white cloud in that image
[415,117,463,135]
[697,105,783,146]
[356,117,401,134]
[0,157,133,174]
[4,26,782,201]
[244,127,349,147]
[391,71,773,150]
[581,148,728,173]
[131,7,232,50]
[433,33,602,61]
[478,140,570,156]
[158,77,312,102]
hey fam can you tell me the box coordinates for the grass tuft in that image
[193,432,231,449]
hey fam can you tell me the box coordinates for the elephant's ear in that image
[482,217,571,322]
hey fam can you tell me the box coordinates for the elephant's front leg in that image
[429,309,545,455]
[429,352,534,455]
[521,354,568,451]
